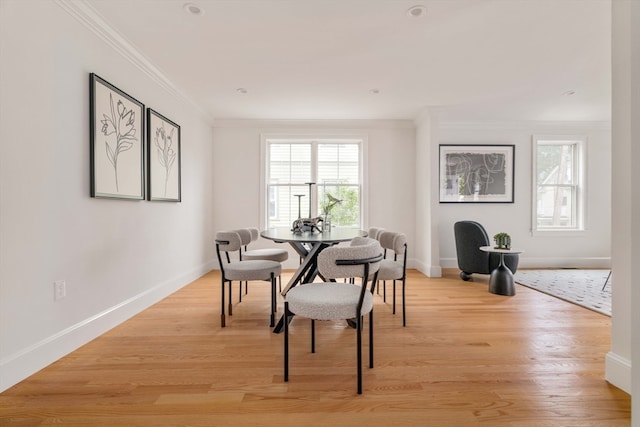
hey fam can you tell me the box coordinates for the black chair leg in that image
[382,280,386,302]
[228,282,233,316]
[369,309,374,368]
[270,274,276,327]
[392,280,396,314]
[284,302,289,382]
[221,278,226,327]
[356,314,362,395]
[402,278,406,327]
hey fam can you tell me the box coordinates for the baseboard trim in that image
[440,257,611,269]
[604,351,631,394]
[0,260,216,393]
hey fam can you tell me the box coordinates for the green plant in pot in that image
[493,232,511,250]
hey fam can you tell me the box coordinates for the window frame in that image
[260,134,368,230]
[531,135,587,235]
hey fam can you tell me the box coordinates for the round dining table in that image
[261,227,368,332]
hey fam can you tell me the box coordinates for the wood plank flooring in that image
[0,269,630,426]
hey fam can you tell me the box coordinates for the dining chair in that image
[367,227,385,240]
[243,227,289,291]
[232,228,288,301]
[215,230,282,327]
[374,231,408,326]
[283,237,383,394]
[367,227,385,291]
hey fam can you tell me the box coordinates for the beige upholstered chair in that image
[367,227,385,240]
[215,230,281,327]
[375,231,408,326]
[284,237,383,394]
[233,228,288,299]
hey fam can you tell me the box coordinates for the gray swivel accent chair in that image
[453,220,519,281]
[215,230,282,327]
[284,237,383,394]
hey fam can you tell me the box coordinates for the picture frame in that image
[90,73,145,200]
[147,108,181,202]
[439,144,515,203]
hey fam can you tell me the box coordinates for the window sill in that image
[531,229,587,237]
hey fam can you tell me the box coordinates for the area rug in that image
[514,269,611,316]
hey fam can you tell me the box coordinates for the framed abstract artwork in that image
[90,73,145,200]
[439,144,515,203]
[147,108,181,202]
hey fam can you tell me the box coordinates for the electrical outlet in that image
[53,280,66,301]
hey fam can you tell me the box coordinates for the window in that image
[263,137,363,229]
[532,135,586,233]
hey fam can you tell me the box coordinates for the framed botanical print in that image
[147,108,181,202]
[90,73,145,199]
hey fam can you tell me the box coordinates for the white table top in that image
[479,245,523,255]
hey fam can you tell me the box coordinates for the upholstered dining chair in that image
[453,220,519,281]
[374,231,408,326]
[215,230,281,327]
[367,227,385,240]
[234,228,288,300]
[243,227,289,291]
[283,237,383,395]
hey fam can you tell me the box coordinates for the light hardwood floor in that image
[0,269,630,426]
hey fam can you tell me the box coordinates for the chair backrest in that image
[215,231,242,253]
[453,220,491,273]
[233,228,252,247]
[248,227,260,242]
[317,237,382,280]
[368,227,385,240]
[378,231,407,256]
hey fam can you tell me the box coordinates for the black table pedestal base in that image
[488,262,516,296]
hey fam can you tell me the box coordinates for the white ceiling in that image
[85,0,611,122]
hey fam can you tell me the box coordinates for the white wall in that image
[609,0,637,406]
[0,1,215,391]
[436,121,611,269]
[211,119,416,270]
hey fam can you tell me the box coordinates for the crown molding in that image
[438,120,611,131]
[55,0,213,123]
[211,118,416,129]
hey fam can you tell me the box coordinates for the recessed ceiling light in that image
[407,5,427,18]
[183,3,204,16]
[369,89,380,94]
[562,90,576,96]
[236,88,248,94]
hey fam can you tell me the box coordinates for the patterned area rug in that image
[514,269,611,316]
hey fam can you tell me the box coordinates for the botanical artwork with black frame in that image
[90,73,145,199]
[147,108,181,202]
[439,144,515,203]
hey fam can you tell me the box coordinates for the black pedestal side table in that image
[479,246,523,296]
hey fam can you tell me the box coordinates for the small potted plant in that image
[493,232,511,250]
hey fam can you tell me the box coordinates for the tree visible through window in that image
[265,138,362,229]
[533,136,585,231]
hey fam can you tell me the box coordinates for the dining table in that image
[261,227,368,333]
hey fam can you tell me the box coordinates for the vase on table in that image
[323,214,332,232]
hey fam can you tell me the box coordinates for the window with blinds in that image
[265,139,362,229]
[532,135,586,232]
